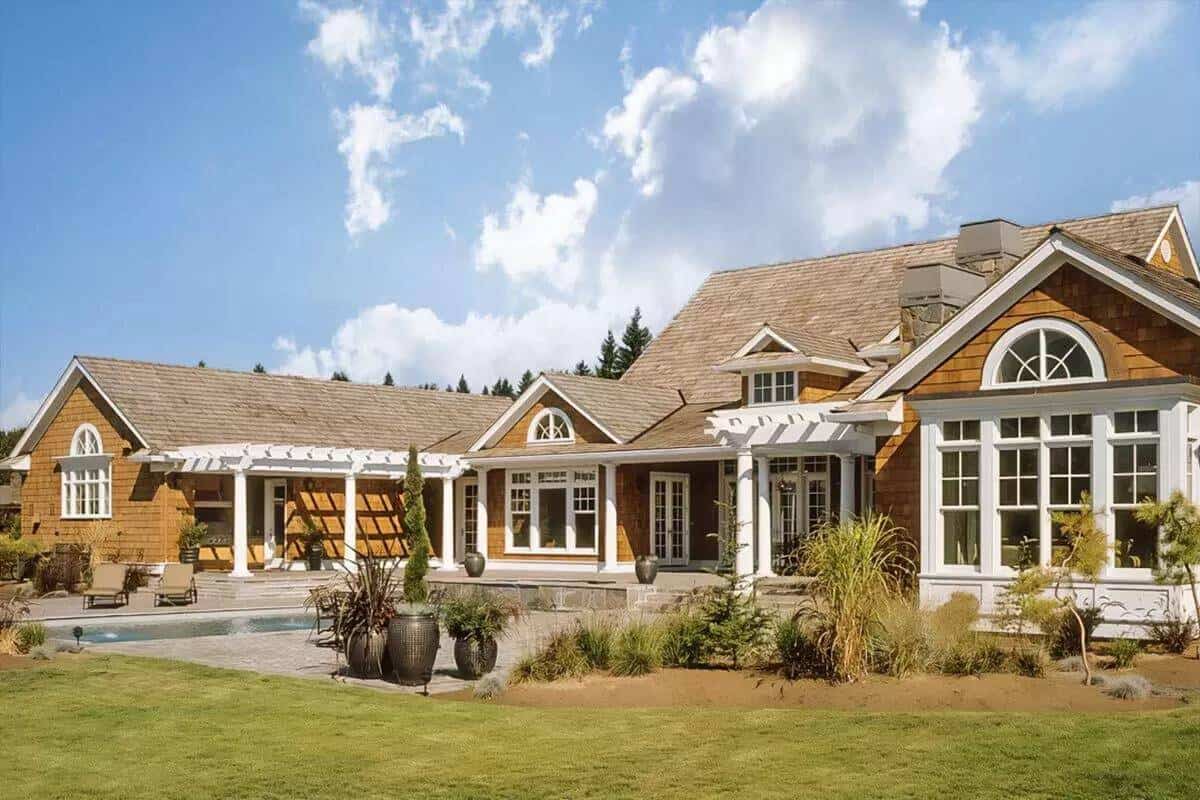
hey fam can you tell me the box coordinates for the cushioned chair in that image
[82,563,129,609]
[154,563,198,607]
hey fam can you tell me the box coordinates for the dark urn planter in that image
[454,636,498,679]
[463,550,486,578]
[306,543,324,571]
[178,547,200,565]
[635,554,659,585]
[345,629,389,679]
[388,610,440,687]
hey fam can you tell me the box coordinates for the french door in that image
[650,472,690,566]
[456,478,479,560]
[263,478,287,568]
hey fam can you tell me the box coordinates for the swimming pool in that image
[46,612,316,645]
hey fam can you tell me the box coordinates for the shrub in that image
[33,546,90,594]
[177,515,208,550]
[874,597,934,678]
[509,629,589,683]
[1107,638,1141,669]
[1147,608,1196,654]
[402,444,430,604]
[0,594,30,630]
[15,622,46,654]
[1046,604,1104,658]
[473,673,506,700]
[1102,674,1153,700]
[775,615,825,679]
[28,645,54,661]
[440,590,519,642]
[0,536,38,580]
[939,636,1006,676]
[574,616,615,670]
[611,621,662,677]
[659,610,708,668]
[1008,646,1049,678]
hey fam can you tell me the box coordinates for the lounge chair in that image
[82,563,129,609]
[154,563,198,607]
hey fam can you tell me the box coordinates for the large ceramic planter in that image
[453,636,498,679]
[463,551,486,578]
[388,610,440,687]
[306,543,324,572]
[345,629,389,679]
[178,547,199,565]
[635,554,658,585]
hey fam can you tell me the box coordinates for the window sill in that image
[505,547,599,557]
[61,514,112,521]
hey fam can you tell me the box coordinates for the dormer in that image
[715,323,871,407]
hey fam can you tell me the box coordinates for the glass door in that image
[650,472,689,566]
[456,479,479,559]
[262,479,287,567]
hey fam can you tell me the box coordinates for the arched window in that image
[62,423,112,519]
[527,408,575,444]
[982,318,1105,389]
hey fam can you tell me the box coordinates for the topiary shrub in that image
[610,620,662,677]
[402,444,430,604]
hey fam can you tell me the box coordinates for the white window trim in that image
[936,431,982,573]
[981,318,1106,390]
[60,422,113,520]
[749,369,797,406]
[526,408,575,445]
[504,467,598,555]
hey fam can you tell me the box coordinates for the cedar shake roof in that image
[1052,227,1200,310]
[757,323,861,362]
[620,205,1177,403]
[76,356,512,454]
[541,372,683,442]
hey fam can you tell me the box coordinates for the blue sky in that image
[2,0,1197,428]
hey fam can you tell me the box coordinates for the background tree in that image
[0,427,25,458]
[595,330,618,378]
[491,377,515,398]
[402,444,430,604]
[383,371,395,386]
[614,307,653,377]
[481,386,490,395]
[445,385,453,392]
[197,360,206,368]
[516,370,535,395]
[1137,491,1200,658]
[456,375,470,393]
[252,363,266,374]
[331,370,350,382]
[572,360,592,376]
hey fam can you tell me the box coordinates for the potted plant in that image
[334,543,400,679]
[441,589,519,678]
[177,515,207,565]
[463,550,486,578]
[301,519,325,571]
[635,553,658,585]
[387,445,441,688]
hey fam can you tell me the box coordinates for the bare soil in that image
[0,653,40,671]
[447,658,1200,712]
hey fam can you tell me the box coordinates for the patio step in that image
[194,572,338,603]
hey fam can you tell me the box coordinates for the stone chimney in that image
[898,262,987,354]
[955,218,1023,281]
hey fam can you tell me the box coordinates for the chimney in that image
[955,218,1023,281]
[898,262,987,354]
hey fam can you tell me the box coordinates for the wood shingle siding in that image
[496,389,613,448]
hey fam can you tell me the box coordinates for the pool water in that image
[47,613,316,644]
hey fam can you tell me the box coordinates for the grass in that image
[3,655,1199,799]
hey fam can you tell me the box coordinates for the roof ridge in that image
[546,369,681,394]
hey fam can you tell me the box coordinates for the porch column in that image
[439,475,456,571]
[343,472,357,571]
[735,450,754,579]
[476,468,489,560]
[231,469,250,577]
[839,455,855,522]
[755,456,773,577]
[603,462,619,571]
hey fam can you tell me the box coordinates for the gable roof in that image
[620,205,1177,403]
[13,357,512,457]
[717,322,868,373]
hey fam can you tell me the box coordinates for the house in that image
[2,203,1197,627]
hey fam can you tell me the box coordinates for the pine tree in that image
[331,370,350,382]
[572,360,592,376]
[595,330,618,378]
[491,377,515,398]
[252,363,266,374]
[445,385,453,392]
[402,444,430,604]
[197,360,207,368]
[383,371,394,386]
[456,375,469,393]
[482,386,490,395]
[517,370,535,395]
[614,307,652,378]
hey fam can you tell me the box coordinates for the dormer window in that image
[527,408,575,444]
[752,371,795,405]
[982,319,1104,390]
[60,423,112,519]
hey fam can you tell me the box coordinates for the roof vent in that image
[955,218,1023,279]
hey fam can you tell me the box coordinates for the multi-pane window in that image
[509,472,532,548]
[1049,444,1091,562]
[999,447,1040,567]
[941,449,979,566]
[1050,414,1091,437]
[752,371,795,404]
[61,424,111,519]
[529,409,573,443]
[573,471,597,550]
[507,468,597,553]
[1000,416,1039,439]
[943,420,980,442]
[994,327,1096,385]
[1114,410,1158,435]
[1113,440,1158,569]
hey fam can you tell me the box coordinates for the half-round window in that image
[62,423,111,519]
[983,319,1105,389]
[527,408,574,444]
[71,423,102,455]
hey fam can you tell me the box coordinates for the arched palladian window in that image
[61,423,112,519]
[982,318,1105,390]
[527,408,575,444]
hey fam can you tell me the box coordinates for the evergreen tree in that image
[482,386,490,395]
[595,330,618,378]
[0,427,25,458]
[383,371,395,386]
[517,370,535,395]
[445,385,453,392]
[197,360,207,368]
[614,307,652,377]
[252,363,266,374]
[491,377,515,398]
[572,360,592,376]
[331,370,350,382]
[456,374,470,393]
[402,444,430,604]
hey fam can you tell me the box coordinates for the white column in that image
[735,450,754,578]
[603,462,619,571]
[475,468,489,559]
[979,418,998,575]
[755,456,773,577]
[343,472,357,571]
[439,475,456,571]
[839,455,855,522]
[231,470,250,577]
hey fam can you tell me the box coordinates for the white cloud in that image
[301,1,400,99]
[335,103,466,236]
[443,220,459,241]
[0,392,39,430]
[901,0,926,17]
[408,0,573,70]
[476,177,598,291]
[1112,180,1200,242]
[982,0,1175,111]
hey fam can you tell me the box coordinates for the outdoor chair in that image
[82,563,130,609]
[154,563,198,607]
[310,587,349,649]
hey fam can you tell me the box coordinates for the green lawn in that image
[2,655,1197,800]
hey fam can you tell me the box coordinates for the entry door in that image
[772,476,801,570]
[263,479,287,568]
[456,478,479,560]
[650,473,689,566]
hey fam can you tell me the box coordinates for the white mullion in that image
[980,417,997,575]
[565,471,576,551]
[1038,415,1051,567]
[1091,411,1113,572]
